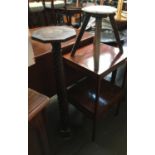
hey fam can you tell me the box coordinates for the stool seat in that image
[71,5,123,56]
[82,5,117,15]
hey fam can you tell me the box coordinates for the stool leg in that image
[71,14,90,56]
[94,17,102,72]
[109,14,123,53]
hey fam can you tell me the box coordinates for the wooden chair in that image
[43,0,82,26]
[28,88,50,155]
[28,0,48,28]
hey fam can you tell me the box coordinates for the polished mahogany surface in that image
[68,77,123,119]
[65,42,127,141]
[28,88,50,155]
[28,88,49,121]
[63,43,127,78]
[29,28,94,97]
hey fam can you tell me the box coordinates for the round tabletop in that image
[82,5,117,15]
[32,26,76,43]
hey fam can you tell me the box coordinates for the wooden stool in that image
[31,26,76,136]
[71,5,123,58]
[28,88,50,155]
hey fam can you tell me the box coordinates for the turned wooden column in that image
[31,26,76,136]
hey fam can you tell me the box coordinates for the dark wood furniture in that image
[28,88,50,155]
[63,6,126,141]
[31,26,76,135]
[28,27,94,97]
[43,0,82,26]
[28,0,48,28]
[63,43,127,141]
[71,5,123,57]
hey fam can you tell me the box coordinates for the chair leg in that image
[114,102,121,116]
[92,79,100,142]
[92,117,97,142]
[43,10,49,26]
[111,69,117,84]
[67,14,72,26]
[79,13,82,27]
[122,64,127,89]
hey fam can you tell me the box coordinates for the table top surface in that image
[63,43,127,78]
[31,26,76,43]
[82,5,117,15]
[29,27,94,58]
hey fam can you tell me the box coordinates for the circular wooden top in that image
[82,5,117,15]
[32,26,76,43]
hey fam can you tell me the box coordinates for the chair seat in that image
[45,1,81,13]
[29,2,44,12]
[67,77,123,119]
[58,7,81,14]
[82,5,117,15]
[45,1,65,9]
